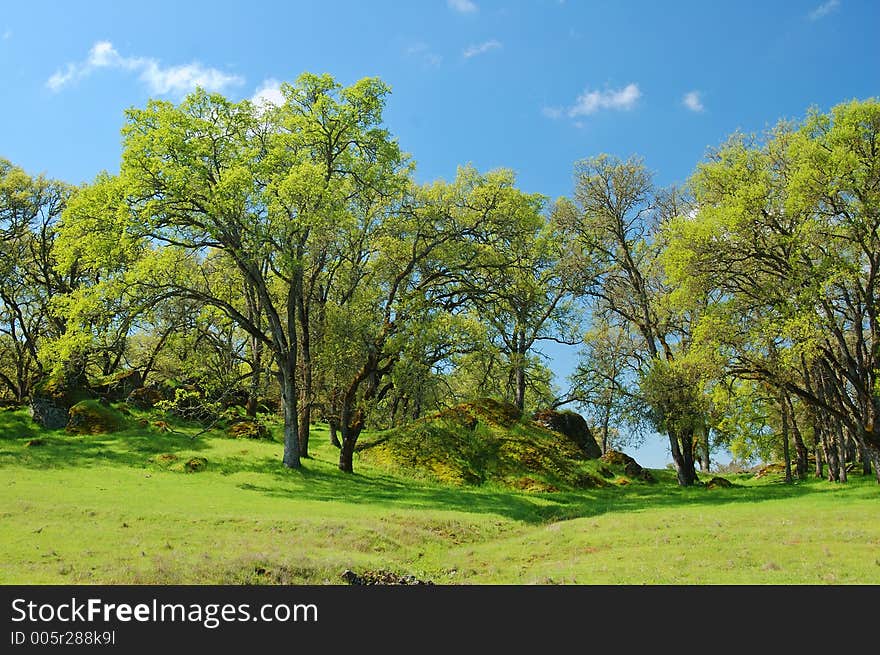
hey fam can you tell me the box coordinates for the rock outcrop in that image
[532,409,602,459]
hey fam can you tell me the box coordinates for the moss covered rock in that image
[184,457,208,473]
[29,375,94,429]
[66,400,125,435]
[706,476,733,489]
[600,449,656,483]
[227,420,270,440]
[93,369,143,401]
[126,386,165,409]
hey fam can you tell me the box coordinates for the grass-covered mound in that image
[66,400,128,435]
[359,398,622,492]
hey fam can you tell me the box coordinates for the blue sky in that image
[2,0,878,466]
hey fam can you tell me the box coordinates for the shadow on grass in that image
[0,407,212,471]
[227,454,863,525]
[1,407,870,524]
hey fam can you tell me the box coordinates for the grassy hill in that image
[1,401,878,584]
[357,399,630,492]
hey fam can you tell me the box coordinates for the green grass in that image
[0,405,878,584]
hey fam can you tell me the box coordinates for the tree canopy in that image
[2,77,877,486]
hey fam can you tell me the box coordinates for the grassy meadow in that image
[1,404,878,585]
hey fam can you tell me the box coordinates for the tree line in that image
[1,73,877,486]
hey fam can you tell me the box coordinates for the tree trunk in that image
[780,392,792,484]
[835,423,847,483]
[141,323,175,387]
[329,418,341,449]
[823,429,840,482]
[338,421,363,474]
[601,404,611,454]
[791,421,808,480]
[297,405,311,458]
[781,427,792,483]
[296,295,312,458]
[280,368,300,469]
[338,397,364,473]
[870,449,880,484]
[858,444,871,476]
[668,428,697,486]
[845,432,857,467]
[786,395,808,479]
[246,335,263,418]
[339,436,355,473]
[813,425,824,479]
[514,357,526,412]
[389,394,401,428]
[400,396,409,424]
[860,416,880,482]
[0,370,22,403]
[696,424,711,473]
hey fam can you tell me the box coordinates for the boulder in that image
[532,409,602,459]
[706,476,733,489]
[29,375,94,429]
[93,369,143,401]
[66,400,124,435]
[227,419,270,440]
[601,449,656,483]
[184,457,208,473]
[29,396,69,430]
[126,386,165,409]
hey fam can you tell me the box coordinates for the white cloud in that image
[140,61,242,95]
[87,41,131,68]
[2,30,12,40]
[448,0,478,13]
[46,41,243,95]
[251,79,285,108]
[567,83,641,117]
[463,39,502,58]
[808,0,840,20]
[682,90,704,112]
[405,42,443,67]
[47,65,78,91]
[543,83,641,123]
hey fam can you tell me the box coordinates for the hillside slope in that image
[358,399,645,492]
